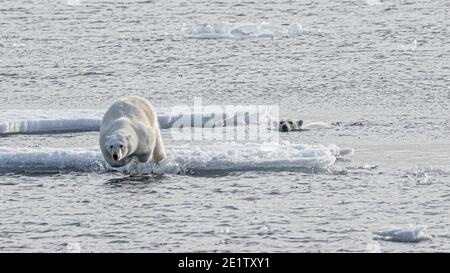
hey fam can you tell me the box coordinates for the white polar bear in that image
[99,96,166,168]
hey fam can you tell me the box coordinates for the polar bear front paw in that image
[126,159,140,176]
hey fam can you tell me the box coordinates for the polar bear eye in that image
[110,145,114,149]
[120,144,123,148]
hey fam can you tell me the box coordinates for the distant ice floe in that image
[182,22,317,39]
[0,142,354,175]
[373,225,431,243]
[0,106,275,135]
[0,109,103,136]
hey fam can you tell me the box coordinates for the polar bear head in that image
[104,133,132,162]
[279,119,303,132]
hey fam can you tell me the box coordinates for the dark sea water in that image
[0,0,449,252]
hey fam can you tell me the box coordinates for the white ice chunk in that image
[183,22,316,39]
[373,225,431,242]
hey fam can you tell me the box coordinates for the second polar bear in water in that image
[100,96,166,168]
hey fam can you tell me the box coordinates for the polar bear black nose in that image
[282,125,288,132]
[113,154,118,160]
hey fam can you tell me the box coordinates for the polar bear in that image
[99,96,166,168]
[278,119,304,132]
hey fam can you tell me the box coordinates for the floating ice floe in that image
[182,22,317,39]
[0,106,275,135]
[0,109,103,135]
[373,225,431,243]
[0,142,354,175]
